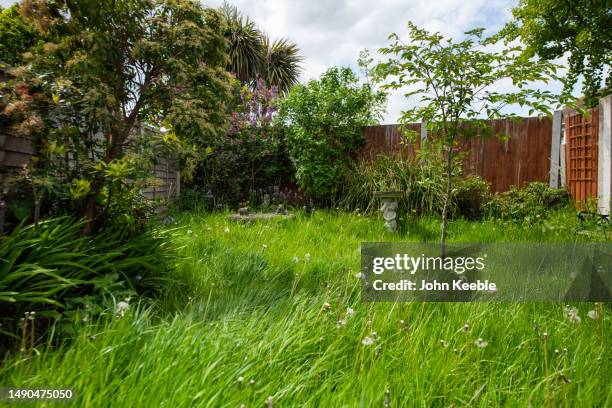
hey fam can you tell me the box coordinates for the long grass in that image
[0,210,610,407]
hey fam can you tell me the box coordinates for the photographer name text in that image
[372,279,497,292]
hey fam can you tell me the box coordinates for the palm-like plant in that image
[220,3,303,94]
[261,35,303,95]
[220,3,264,84]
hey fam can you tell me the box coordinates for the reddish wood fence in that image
[360,117,553,192]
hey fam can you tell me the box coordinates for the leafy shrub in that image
[341,153,453,215]
[342,154,493,219]
[0,217,176,352]
[279,66,386,203]
[190,80,293,205]
[454,176,492,219]
[486,181,570,223]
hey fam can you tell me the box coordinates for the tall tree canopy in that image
[503,0,611,107]
[6,0,232,231]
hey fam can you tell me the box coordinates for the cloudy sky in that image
[1,0,569,123]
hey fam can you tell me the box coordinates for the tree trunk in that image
[440,146,454,257]
[81,134,125,233]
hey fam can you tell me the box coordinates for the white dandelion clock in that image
[475,338,488,348]
[564,306,581,324]
[224,226,230,233]
[587,309,599,320]
[115,301,130,317]
[346,307,355,318]
[362,336,375,346]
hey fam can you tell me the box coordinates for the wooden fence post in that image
[598,95,612,215]
[420,120,427,144]
[550,111,563,188]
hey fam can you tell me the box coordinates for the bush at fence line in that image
[0,216,177,354]
[340,152,469,217]
[454,176,492,220]
[485,181,570,223]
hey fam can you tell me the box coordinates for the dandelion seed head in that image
[462,323,470,333]
[475,338,488,348]
[587,310,599,320]
[362,336,375,346]
[440,340,449,348]
[346,307,355,317]
[223,226,230,233]
[115,301,130,317]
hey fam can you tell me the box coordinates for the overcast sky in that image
[1,0,569,123]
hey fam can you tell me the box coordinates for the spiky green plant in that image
[220,3,303,93]
[220,2,264,84]
[261,35,304,94]
[0,217,176,352]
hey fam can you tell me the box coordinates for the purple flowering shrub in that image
[192,80,294,205]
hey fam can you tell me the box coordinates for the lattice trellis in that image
[565,108,599,205]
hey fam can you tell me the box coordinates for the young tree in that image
[375,23,563,252]
[278,66,386,203]
[502,0,611,107]
[13,0,232,231]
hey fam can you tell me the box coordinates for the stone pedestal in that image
[374,191,402,232]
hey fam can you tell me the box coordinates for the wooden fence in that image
[361,116,553,193]
[0,131,180,212]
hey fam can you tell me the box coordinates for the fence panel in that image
[564,108,599,204]
[362,117,553,192]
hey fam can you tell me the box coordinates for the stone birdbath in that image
[374,191,402,232]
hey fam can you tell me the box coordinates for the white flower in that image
[336,319,347,327]
[304,253,311,262]
[187,229,193,235]
[461,323,470,333]
[587,310,599,320]
[115,301,130,317]
[292,256,299,263]
[475,338,488,348]
[564,306,581,324]
[346,307,355,318]
[440,340,449,348]
[354,272,366,279]
[224,226,230,233]
[261,244,268,250]
[361,336,375,346]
